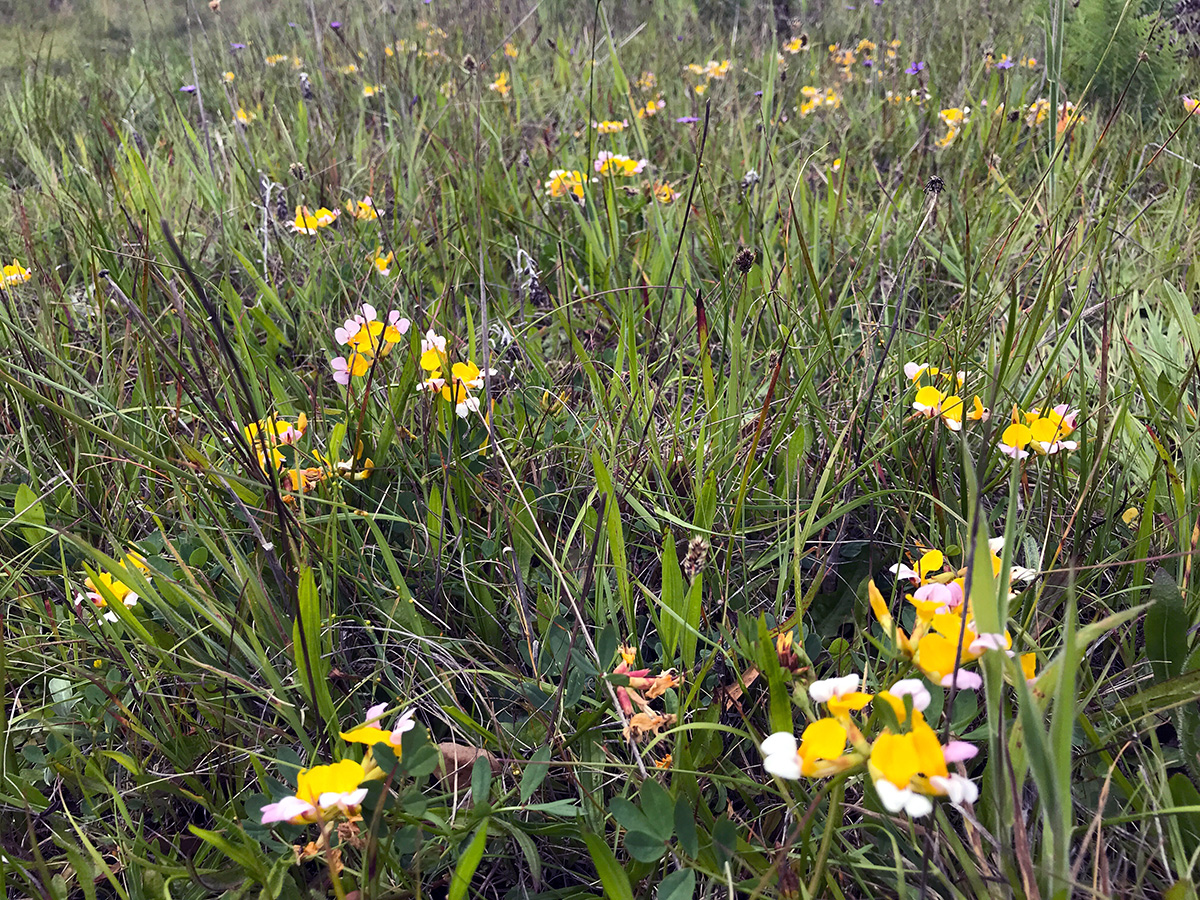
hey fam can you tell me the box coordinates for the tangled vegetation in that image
[3,1,1200,898]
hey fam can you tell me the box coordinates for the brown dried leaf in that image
[436,742,501,792]
[717,666,760,710]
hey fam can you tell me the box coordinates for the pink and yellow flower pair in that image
[330,304,411,385]
[417,329,497,419]
[260,705,415,826]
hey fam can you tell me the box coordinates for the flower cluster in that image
[760,674,979,818]
[330,303,411,385]
[75,551,152,622]
[345,196,380,221]
[649,181,677,203]
[998,404,1079,459]
[416,329,497,419]
[260,705,415,825]
[613,645,681,743]
[935,106,970,148]
[1017,98,1083,134]
[594,151,647,177]
[798,86,841,117]
[887,88,930,106]
[684,59,730,94]
[634,97,665,119]
[1186,96,1200,117]
[593,119,628,134]
[783,33,809,54]
[869,542,1037,689]
[905,363,989,431]
[488,72,510,95]
[244,413,308,472]
[288,205,339,235]
[2,259,31,285]
[545,169,587,204]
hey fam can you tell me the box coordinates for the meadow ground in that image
[3,0,1200,898]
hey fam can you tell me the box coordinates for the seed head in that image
[682,536,710,581]
[734,247,756,274]
[461,54,478,75]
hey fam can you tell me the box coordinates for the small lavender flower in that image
[229,42,245,50]
[330,20,341,29]
[754,90,763,97]
[675,116,700,123]
[180,84,197,93]
[997,57,1014,70]
[905,61,925,75]
[863,58,873,67]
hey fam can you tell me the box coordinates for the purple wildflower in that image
[230,42,246,50]
[675,116,700,123]
[863,58,873,67]
[180,84,197,93]
[754,90,763,97]
[997,57,1014,70]
[330,21,341,30]
[905,61,925,75]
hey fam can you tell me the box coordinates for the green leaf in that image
[1146,568,1190,684]
[188,826,269,883]
[518,799,582,816]
[471,755,493,803]
[13,483,45,545]
[1170,774,1200,863]
[448,820,489,900]
[656,869,696,900]
[609,796,652,835]
[293,566,330,715]
[520,745,552,802]
[638,778,674,841]
[583,832,634,900]
[659,530,684,659]
[593,452,631,629]
[712,814,738,868]
[400,727,441,779]
[674,795,698,858]
[624,829,667,864]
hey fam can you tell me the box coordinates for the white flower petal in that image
[874,779,909,813]
[809,674,859,704]
[904,792,934,817]
[887,679,931,712]
[260,796,315,824]
[759,732,798,758]
[763,751,803,780]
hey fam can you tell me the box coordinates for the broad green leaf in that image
[656,868,695,900]
[638,778,675,841]
[1146,568,1190,684]
[519,746,552,802]
[674,795,698,858]
[624,829,667,864]
[448,821,489,900]
[582,832,634,900]
[659,530,684,659]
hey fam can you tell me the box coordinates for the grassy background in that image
[2,0,1200,897]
